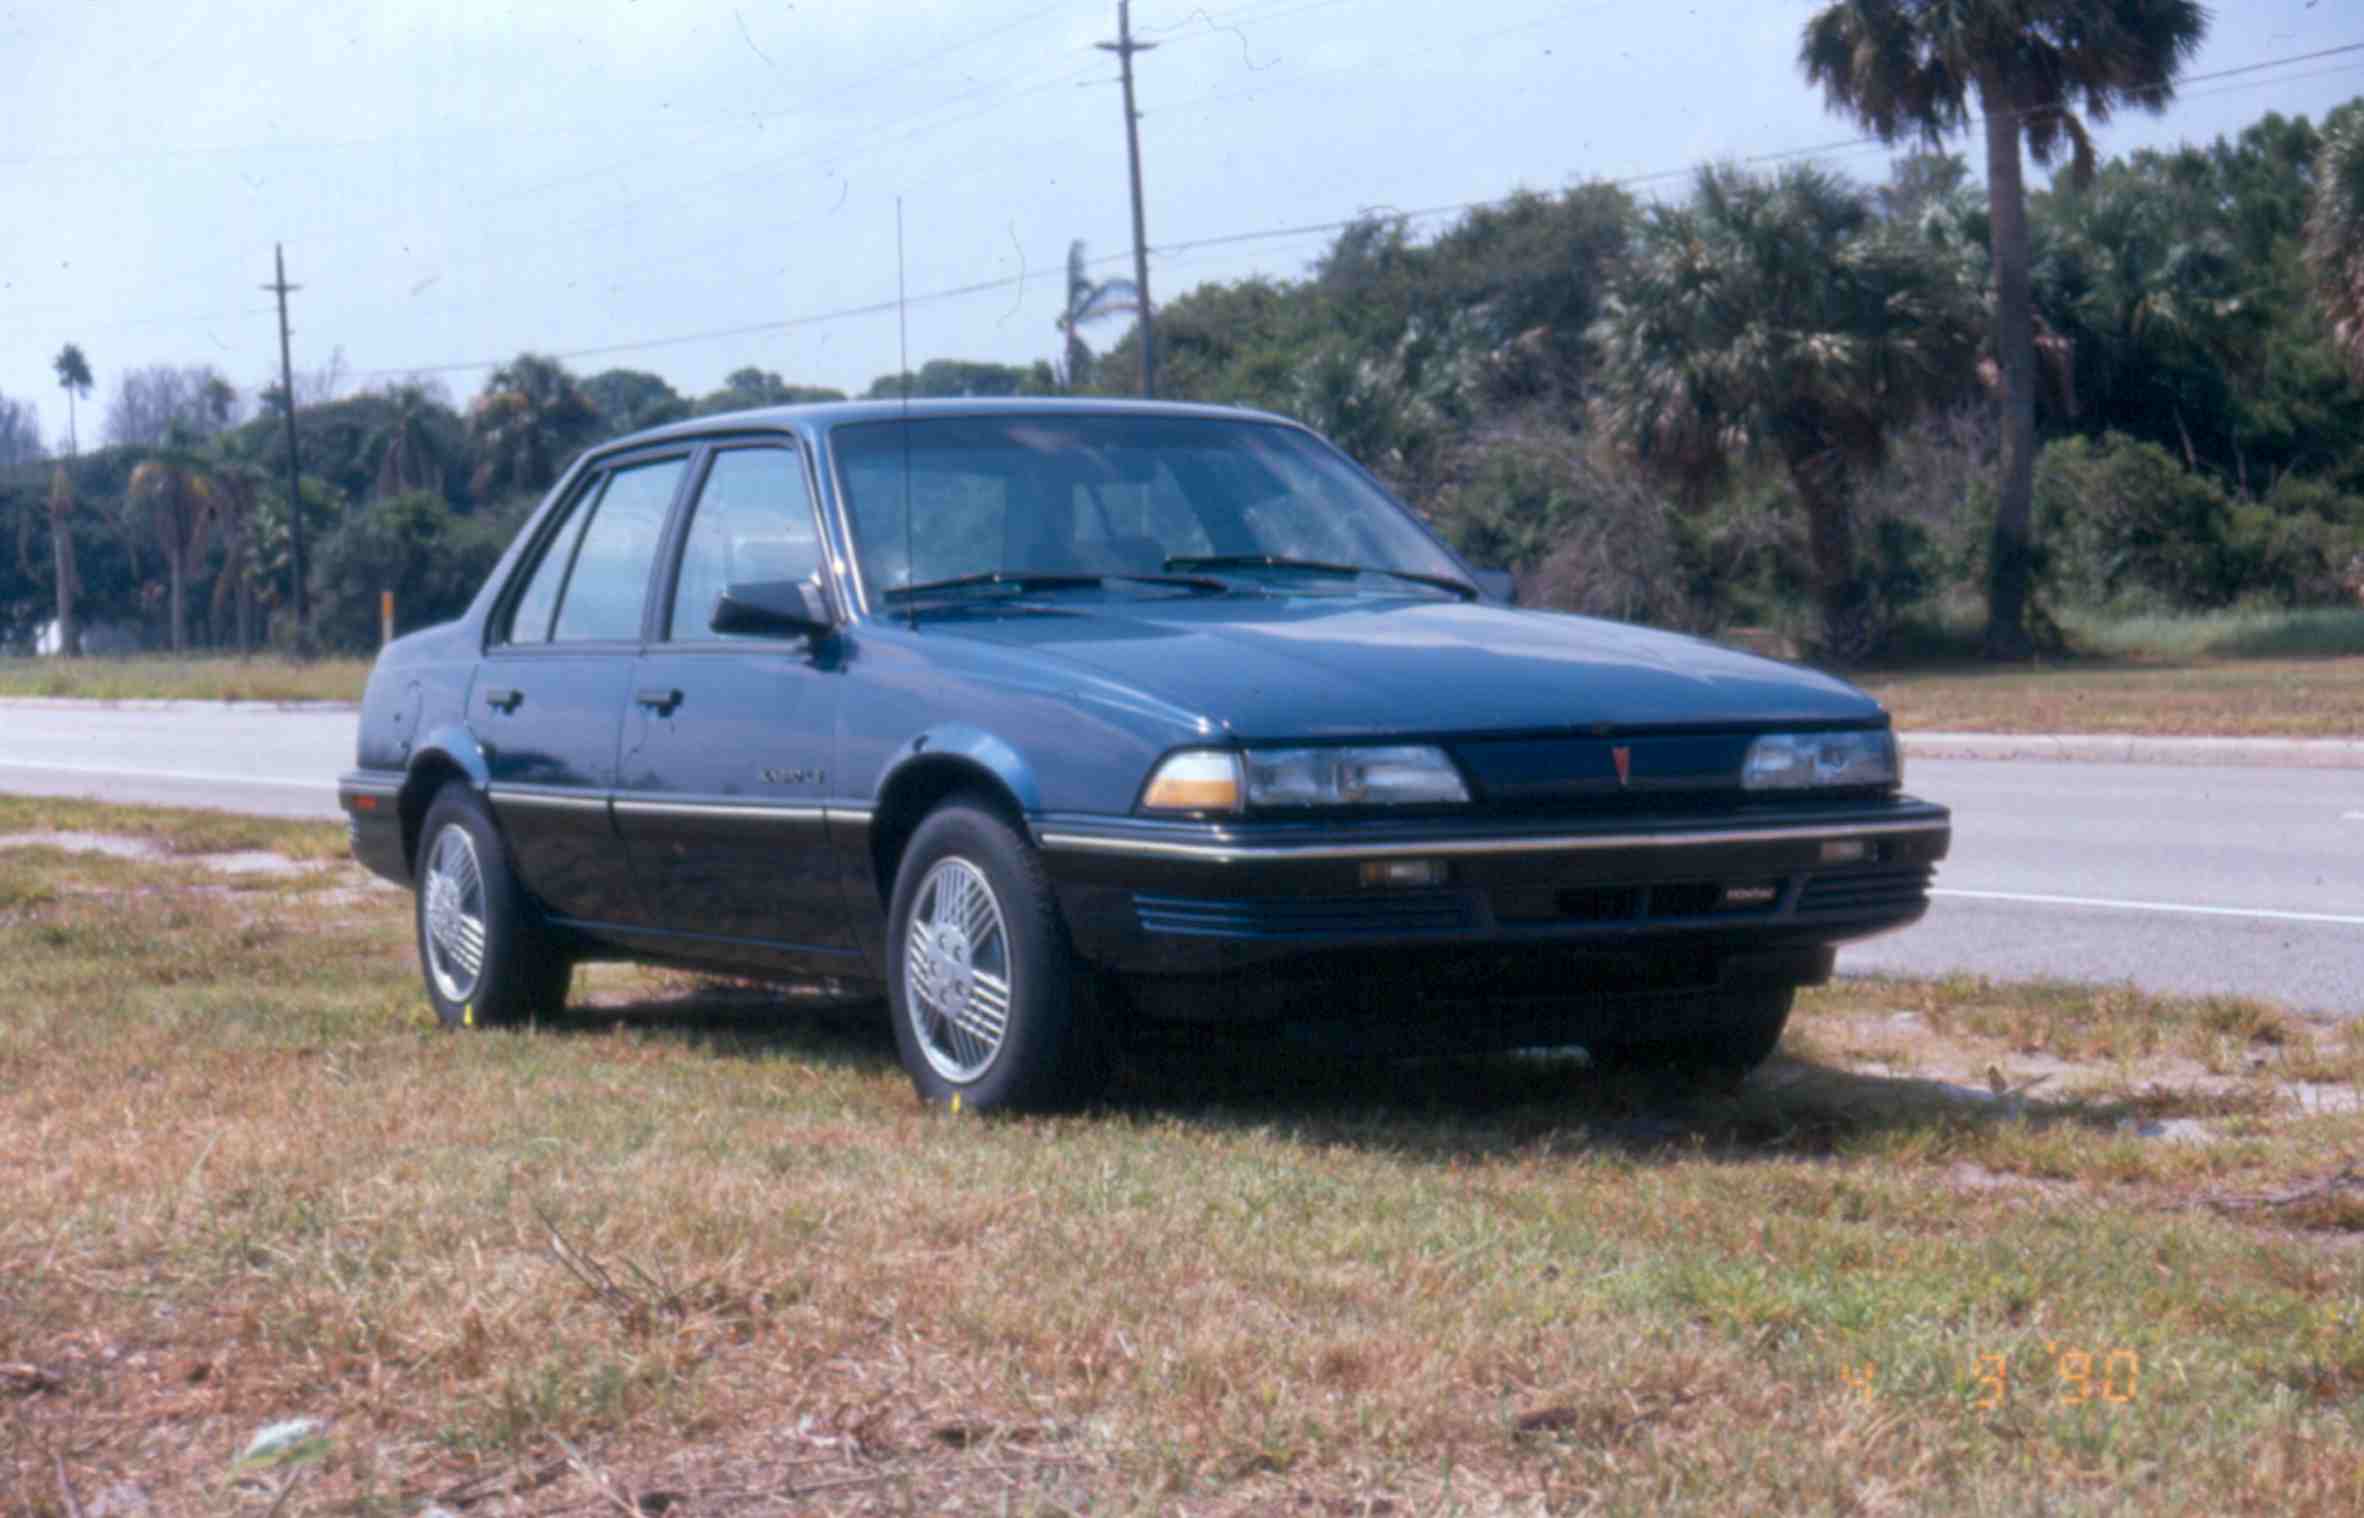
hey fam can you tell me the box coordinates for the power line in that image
[41,36,2364,388]
[6,2,1112,337]
[343,37,2364,385]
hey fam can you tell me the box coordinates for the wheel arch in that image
[399,724,492,871]
[867,726,1041,913]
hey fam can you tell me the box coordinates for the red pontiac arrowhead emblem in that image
[1611,745,1632,787]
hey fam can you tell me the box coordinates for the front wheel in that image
[885,800,1105,1112]
[414,784,571,1029]
[1583,986,1795,1082]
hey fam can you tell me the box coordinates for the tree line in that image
[8,93,2364,659]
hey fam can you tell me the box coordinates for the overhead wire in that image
[17,27,2362,387]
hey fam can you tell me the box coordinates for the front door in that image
[612,443,856,972]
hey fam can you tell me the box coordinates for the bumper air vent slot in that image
[1798,867,1933,916]
[1134,891,1474,939]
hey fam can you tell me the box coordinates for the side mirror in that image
[1471,569,1517,606]
[711,578,833,638]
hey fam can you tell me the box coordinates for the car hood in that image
[930,594,1882,739]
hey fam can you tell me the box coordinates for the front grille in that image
[1135,891,1474,939]
[1798,867,1932,916]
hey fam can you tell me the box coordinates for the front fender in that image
[871,722,1044,817]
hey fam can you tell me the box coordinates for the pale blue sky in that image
[4,0,2359,451]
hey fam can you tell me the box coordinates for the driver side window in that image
[667,446,823,641]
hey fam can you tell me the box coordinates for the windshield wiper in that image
[882,571,1105,602]
[881,569,1227,603]
[1162,554,1477,600]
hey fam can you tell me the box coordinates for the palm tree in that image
[52,344,92,456]
[369,382,457,500]
[48,344,93,656]
[46,465,79,657]
[467,354,598,500]
[1592,165,1981,657]
[2036,154,2261,473]
[205,448,269,654]
[196,373,239,437]
[127,426,227,653]
[2306,110,2364,382]
[1055,241,1139,393]
[1800,0,2209,658]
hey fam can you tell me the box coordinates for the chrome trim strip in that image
[611,798,829,823]
[339,781,400,799]
[1035,818,1950,865]
[485,786,610,815]
[827,806,875,827]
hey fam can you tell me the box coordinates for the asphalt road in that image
[2,701,2359,1014]
[1845,757,2364,1017]
[0,699,350,820]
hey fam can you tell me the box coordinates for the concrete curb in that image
[1903,731,2364,770]
[0,696,360,715]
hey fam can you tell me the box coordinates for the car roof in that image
[608,395,1302,453]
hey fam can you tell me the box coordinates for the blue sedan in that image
[339,400,1948,1110]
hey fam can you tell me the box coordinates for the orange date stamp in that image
[1974,1344,2142,1409]
[1839,1345,2143,1408]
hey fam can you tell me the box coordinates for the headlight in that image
[1140,745,1471,812]
[1741,730,1899,791]
[1244,745,1470,807]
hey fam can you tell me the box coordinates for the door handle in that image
[635,687,684,715]
[483,686,523,714]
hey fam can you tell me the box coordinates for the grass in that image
[0,654,371,704]
[1857,653,2364,737]
[2064,608,2364,662]
[6,801,2364,1513]
[1850,604,2364,736]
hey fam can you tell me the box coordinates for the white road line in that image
[1932,887,2364,929]
[0,759,332,792]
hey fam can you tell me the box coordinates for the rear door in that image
[613,442,856,971]
[477,451,689,927]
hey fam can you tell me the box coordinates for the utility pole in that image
[262,244,307,637]
[1096,1,1157,398]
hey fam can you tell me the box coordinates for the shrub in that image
[2036,433,2239,609]
[306,491,523,652]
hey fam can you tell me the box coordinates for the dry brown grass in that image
[0,656,370,704]
[5,806,2364,1514]
[1857,655,2364,737]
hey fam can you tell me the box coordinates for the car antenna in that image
[897,195,916,631]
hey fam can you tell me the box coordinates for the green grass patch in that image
[2063,607,2364,661]
[0,794,349,860]
[1859,652,2364,736]
[0,653,370,703]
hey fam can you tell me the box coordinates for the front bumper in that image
[1035,796,1950,982]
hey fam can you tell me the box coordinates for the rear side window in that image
[667,447,822,641]
[502,477,606,644]
[550,457,687,642]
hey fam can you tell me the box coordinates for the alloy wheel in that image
[903,856,1014,1083]
[421,823,488,1006]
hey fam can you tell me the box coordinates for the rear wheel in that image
[415,784,571,1028]
[886,800,1105,1111]
[1584,986,1794,1081]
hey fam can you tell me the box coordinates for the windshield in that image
[830,414,1467,606]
